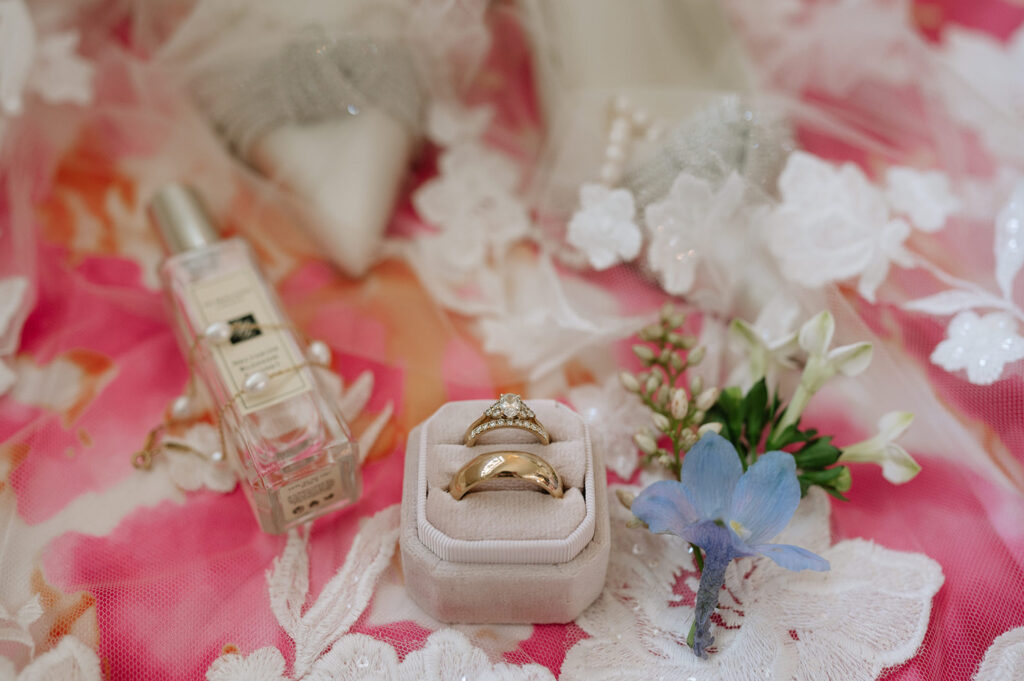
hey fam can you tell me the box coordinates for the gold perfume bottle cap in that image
[148,183,220,254]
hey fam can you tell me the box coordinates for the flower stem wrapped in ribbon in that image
[630,432,829,658]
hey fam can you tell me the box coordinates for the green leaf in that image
[793,437,842,469]
[821,486,850,502]
[743,378,768,449]
[799,467,847,485]
[798,477,811,497]
[766,422,800,451]
[718,387,744,444]
[769,390,784,423]
[703,407,732,443]
[798,466,851,500]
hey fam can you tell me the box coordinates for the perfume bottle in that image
[150,184,360,533]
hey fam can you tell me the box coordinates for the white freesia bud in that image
[615,488,636,509]
[838,411,921,484]
[779,310,875,432]
[634,432,657,454]
[688,346,706,366]
[633,344,655,362]
[695,387,719,411]
[698,422,723,436]
[829,342,874,378]
[680,429,698,450]
[798,310,835,356]
[652,412,671,431]
[639,323,664,341]
[645,372,662,393]
[670,388,689,420]
[620,371,640,393]
[690,375,703,395]
[654,384,669,407]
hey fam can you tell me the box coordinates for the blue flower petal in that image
[728,450,800,545]
[754,543,830,572]
[680,433,744,520]
[632,480,700,538]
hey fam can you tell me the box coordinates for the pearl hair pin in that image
[599,95,661,187]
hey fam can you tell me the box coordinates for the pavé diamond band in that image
[463,393,550,446]
[449,450,563,500]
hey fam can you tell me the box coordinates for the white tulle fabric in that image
[204,488,942,681]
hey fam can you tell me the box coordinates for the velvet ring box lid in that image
[399,400,610,624]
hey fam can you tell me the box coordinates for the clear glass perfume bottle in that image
[150,183,360,533]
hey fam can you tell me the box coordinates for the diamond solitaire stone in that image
[499,393,523,419]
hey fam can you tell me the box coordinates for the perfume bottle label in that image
[280,465,344,523]
[188,268,311,415]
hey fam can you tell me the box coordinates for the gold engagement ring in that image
[463,393,550,446]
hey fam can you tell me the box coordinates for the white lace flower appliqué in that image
[931,311,1024,385]
[162,423,236,493]
[644,172,747,296]
[561,488,943,681]
[208,630,555,681]
[975,626,1024,681]
[206,505,553,681]
[477,255,646,380]
[0,0,93,126]
[885,167,961,233]
[568,375,651,479]
[566,184,641,270]
[939,23,1024,164]
[0,594,102,680]
[764,151,912,302]
[412,142,530,272]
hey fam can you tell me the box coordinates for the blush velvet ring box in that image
[400,400,610,624]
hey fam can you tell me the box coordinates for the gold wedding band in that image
[449,450,563,500]
[464,393,550,446]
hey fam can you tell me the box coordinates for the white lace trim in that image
[207,504,555,681]
[560,487,944,681]
[207,630,556,681]
[270,506,401,677]
[975,627,1024,681]
[208,487,943,681]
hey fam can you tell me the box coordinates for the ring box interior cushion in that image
[400,399,610,623]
